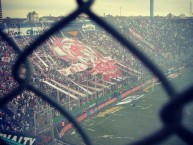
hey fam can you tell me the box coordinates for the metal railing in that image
[0,0,193,145]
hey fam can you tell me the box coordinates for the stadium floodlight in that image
[150,0,154,18]
[0,0,2,23]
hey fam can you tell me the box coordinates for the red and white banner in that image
[49,36,99,64]
[91,57,122,81]
[49,36,122,80]
[128,28,143,41]
[129,28,163,55]
[58,63,88,76]
[48,37,77,63]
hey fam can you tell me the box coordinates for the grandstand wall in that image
[58,79,159,136]
[0,21,96,37]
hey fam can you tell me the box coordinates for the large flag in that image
[49,36,99,64]
[58,63,88,76]
[91,57,122,81]
[128,28,143,41]
[49,36,122,80]
[129,28,163,55]
[48,37,77,63]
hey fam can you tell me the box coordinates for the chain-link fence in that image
[0,0,193,145]
[34,108,54,145]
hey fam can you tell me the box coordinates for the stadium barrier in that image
[121,86,141,98]
[59,84,142,136]
[59,65,184,136]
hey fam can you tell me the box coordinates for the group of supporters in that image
[0,16,193,144]
[82,17,193,70]
[0,37,54,144]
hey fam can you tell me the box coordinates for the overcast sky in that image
[1,0,191,18]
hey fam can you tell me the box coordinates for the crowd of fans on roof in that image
[0,17,193,141]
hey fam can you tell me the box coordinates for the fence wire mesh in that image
[0,0,193,145]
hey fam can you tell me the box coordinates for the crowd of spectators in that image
[81,17,193,73]
[0,40,17,97]
[0,37,53,144]
[106,17,193,67]
[0,16,193,144]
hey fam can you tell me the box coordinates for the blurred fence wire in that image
[0,0,193,145]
